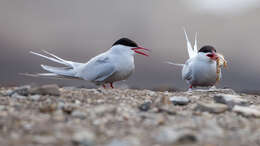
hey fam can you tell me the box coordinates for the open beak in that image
[207,53,218,60]
[131,47,151,57]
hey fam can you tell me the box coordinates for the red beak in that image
[131,47,151,57]
[207,53,218,60]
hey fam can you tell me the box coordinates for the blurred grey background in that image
[0,0,260,91]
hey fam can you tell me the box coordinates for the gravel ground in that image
[0,85,260,146]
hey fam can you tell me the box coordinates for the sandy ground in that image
[0,85,260,146]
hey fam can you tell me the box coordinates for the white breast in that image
[107,53,135,82]
[191,59,218,86]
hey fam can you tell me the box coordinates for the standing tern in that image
[166,29,227,90]
[27,38,150,88]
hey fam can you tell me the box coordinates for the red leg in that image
[102,84,106,88]
[188,85,193,91]
[110,82,114,89]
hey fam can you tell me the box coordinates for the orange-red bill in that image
[207,53,218,60]
[131,47,150,57]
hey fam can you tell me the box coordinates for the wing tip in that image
[40,64,46,68]
[19,73,40,77]
[182,27,188,39]
[164,61,184,67]
[30,51,37,55]
[182,26,187,32]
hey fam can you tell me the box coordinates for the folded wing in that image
[75,55,116,84]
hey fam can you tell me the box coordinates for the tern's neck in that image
[196,54,215,64]
[109,45,133,57]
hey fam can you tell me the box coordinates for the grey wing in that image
[182,59,192,81]
[76,56,116,83]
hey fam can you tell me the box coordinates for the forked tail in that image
[183,28,198,59]
[165,28,199,67]
[23,50,84,80]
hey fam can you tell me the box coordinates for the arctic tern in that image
[166,29,227,90]
[27,38,150,88]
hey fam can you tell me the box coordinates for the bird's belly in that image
[192,63,217,86]
[105,64,134,83]
[114,69,134,81]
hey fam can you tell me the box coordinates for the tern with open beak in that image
[166,29,227,90]
[26,38,150,88]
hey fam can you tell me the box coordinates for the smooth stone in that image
[57,102,65,110]
[14,85,31,96]
[106,137,140,146]
[147,91,156,96]
[11,93,26,99]
[195,102,228,114]
[233,105,260,118]
[52,110,65,121]
[33,136,56,144]
[250,105,260,111]
[155,128,197,144]
[72,130,96,146]
[138,102,151,111]
[0,105,5,111]
[28,95,41,101]
[93,105,116,116]
[71,110,86,119]
[157,105,177,115]
[39,104,57,113]
[214,94,249,108]
[74,100,81,105]
[3,89,14,96]
[107,139,131,146]
[30,84,60,96]
[7,85,31,96]
[170,96,190,105]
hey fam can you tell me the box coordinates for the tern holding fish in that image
[166,29,227,90]
[26,38,150,88]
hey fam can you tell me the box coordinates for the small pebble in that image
[138,102,151,111]
[11,93,26,100]
[72,130,96,146]
[195,102,228,114]
[233,105,260,118]
[30,84,60,96]
[170,96,190,105]
[71,110,86,119]
[28,95,41,101]
[214,94,249,108]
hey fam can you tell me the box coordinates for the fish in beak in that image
[216,53,228,68]
[216,53,228,82]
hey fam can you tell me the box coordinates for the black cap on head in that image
[199,45,216,53]
[112,38,138,47]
